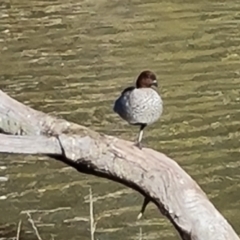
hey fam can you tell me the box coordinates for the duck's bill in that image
[152,80,158,87]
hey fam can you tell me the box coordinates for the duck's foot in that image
[137,197,150,220]
[134,142,143,150]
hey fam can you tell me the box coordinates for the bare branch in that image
[0,89,239,240]
[0,134,61,154]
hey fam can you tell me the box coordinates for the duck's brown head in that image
[136,70,158,88]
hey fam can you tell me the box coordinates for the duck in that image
[113,70,163,149]
[113,70,163,219]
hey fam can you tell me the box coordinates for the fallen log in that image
[0,89,239,240]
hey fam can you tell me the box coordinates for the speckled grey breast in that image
[114,88,163,125]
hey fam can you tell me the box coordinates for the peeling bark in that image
[0,90,239,240]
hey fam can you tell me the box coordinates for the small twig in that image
[16,220,22,240]
[89,187,95,240]
[26,212,43,240]
[139,227,143,240]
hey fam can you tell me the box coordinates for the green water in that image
[0,0,240,239]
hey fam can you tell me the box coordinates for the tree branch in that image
[0,89,239,240]
[0,134,60,154]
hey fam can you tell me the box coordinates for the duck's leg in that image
[135,124,146,149]
[137,197,150,220]
[135,123,149,218]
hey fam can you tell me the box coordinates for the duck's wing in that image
[113,86,135,118]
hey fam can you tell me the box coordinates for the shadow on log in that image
[0,89,239,240]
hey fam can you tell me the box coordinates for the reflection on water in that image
[0,0,240,239]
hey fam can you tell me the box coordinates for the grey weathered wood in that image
[0,89,239,240]
[0,134,61,154]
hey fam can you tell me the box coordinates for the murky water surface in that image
[0,0,240,239]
